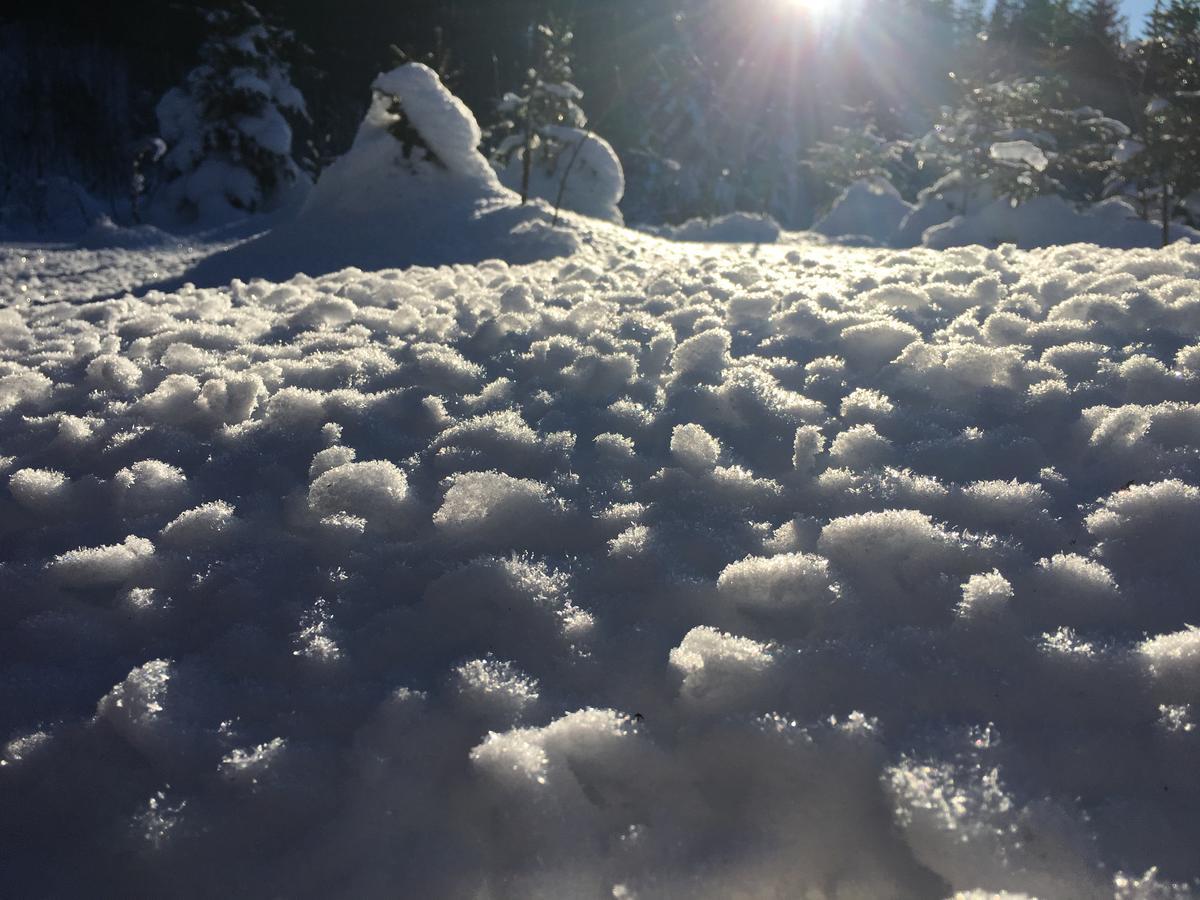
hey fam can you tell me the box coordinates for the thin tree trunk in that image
[552,130,591,226]
[1162,183,1171,248]
[520,126,532,205]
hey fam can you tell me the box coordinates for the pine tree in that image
[916,75,1127,212]
[627,17,732,222]
[490,19,587,204]
[1062,0,1132,115]
[1119,0,1200,243]
[154,2,309,223]
[803,109,916,211]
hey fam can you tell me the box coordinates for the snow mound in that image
[307,460,413,532]
[642,211,782,243]
[924,196,1200,249]
[499,126,625,223]
[813,177,914,245]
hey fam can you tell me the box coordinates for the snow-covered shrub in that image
[368,63,496,184]
[153,3,310,224]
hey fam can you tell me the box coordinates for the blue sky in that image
[1121,0,1157,34]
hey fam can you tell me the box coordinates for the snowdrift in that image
[4,226,1200,897]
[640,211,783,244]
[817,176,1200,250]
[923,194,1199,249]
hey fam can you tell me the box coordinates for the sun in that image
[777,0,842,22]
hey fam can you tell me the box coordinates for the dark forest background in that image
[1,0,1182,230]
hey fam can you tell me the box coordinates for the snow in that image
[639,212,782,244]
[172,64,592,286]
[924,195,1200,250]
[499,126,626,224]
[813,176,914,244]
[5,99,1200,896]
[989,139,1050,172]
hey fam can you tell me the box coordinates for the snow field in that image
[3,235,1200,897]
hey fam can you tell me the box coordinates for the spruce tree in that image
[154,2,309,223]
[804,110,916,211]
[1063,0,1132,115]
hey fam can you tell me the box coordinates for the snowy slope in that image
[3,230,1200,898]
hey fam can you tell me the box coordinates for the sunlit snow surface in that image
[3,229,1200,898]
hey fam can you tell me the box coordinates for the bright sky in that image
[1121,0,1157,35]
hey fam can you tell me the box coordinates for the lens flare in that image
[779,0,840,20]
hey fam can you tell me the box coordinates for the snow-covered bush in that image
[153,3,310,224]
[913,77,1128,222]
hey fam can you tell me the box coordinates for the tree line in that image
[3,0,1199,240]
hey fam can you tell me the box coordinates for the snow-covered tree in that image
[916,76,1127,214]
[804,112,916,213]
[490,19,623,222]
[491,20,587,205]
[1115,0,1200,243]
[154,3,310,224]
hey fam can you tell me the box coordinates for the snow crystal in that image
[669,423,721,473]
[433,471,565,547]
[308,461,412,532]
[50,535,156,587]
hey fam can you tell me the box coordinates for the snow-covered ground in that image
[3,213,1200,898]
[0,223,248,305]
